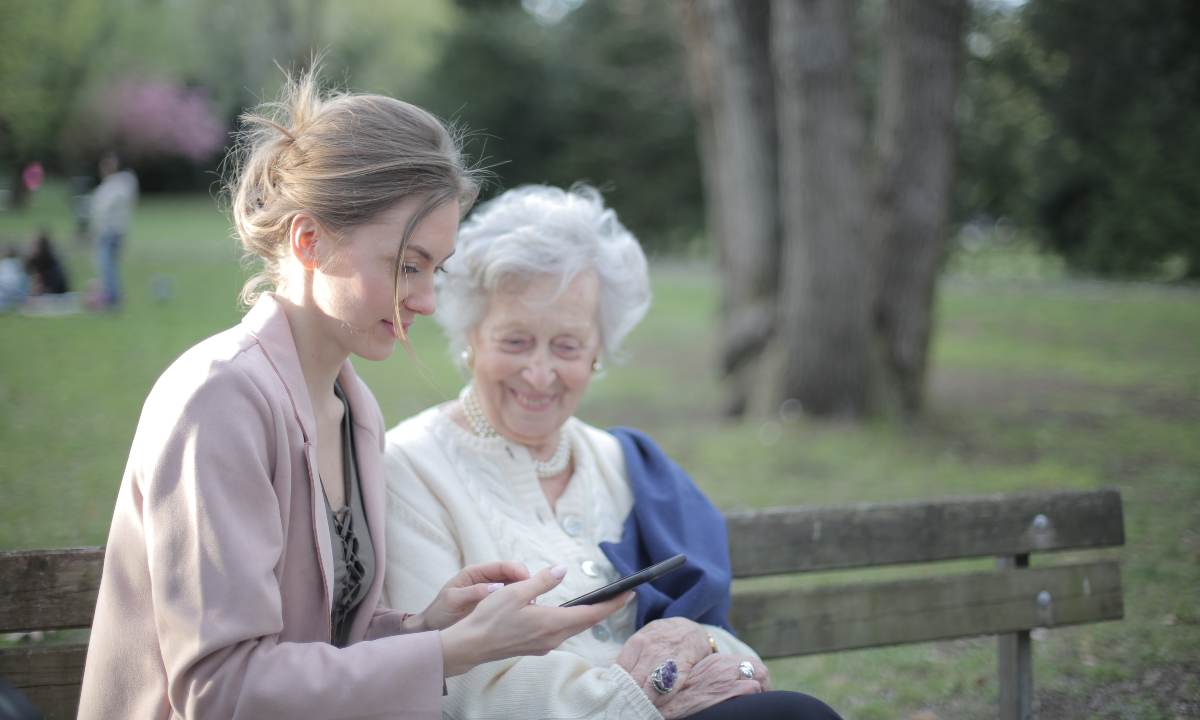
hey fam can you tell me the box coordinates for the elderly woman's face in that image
[470,271,600,448]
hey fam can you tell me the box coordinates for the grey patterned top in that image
[324,381,375,648]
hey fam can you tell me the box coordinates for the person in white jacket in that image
[383,185,841,720]
[88,151,138,308]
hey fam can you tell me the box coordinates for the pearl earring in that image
[460,346,474,369]
[592,357,603,373]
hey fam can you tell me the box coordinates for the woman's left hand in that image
[656,654,770,719]
[616,617,712,696]
[404,562,531,632]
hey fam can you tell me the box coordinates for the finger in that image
[615,644,641,675]
[502,565,568,604]
[449,582,505,610]
[534,590,635,647]
[630,632,689,684]
[458,561,530,587]
[559,590,631,627]
[751,660,771,691]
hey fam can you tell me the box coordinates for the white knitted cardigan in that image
[381,405,758,720]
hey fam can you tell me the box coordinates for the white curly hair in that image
[436,184,651,369]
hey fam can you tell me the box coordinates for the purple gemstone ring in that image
[649,659,678,695]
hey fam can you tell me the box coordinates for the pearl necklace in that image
[459,385,571,478]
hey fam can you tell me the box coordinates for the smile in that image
[381,319,412,338]
[509,387,556,411]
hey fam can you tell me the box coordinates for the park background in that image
[1,1,1197,718]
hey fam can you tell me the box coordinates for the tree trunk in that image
[871,0,966,415]
[772,0,875,418]
[678,0,780,418]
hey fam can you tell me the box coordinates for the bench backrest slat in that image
[0,491,1125,632]
[731,560,1123,658]
[0,547,104,634]
[726,488,1124,577]
[0,644,87,720]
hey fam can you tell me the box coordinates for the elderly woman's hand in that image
[655,654,769,719]
[616,618,712,699]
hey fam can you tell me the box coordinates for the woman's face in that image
[312,197,459,362]
[470,271,601,449]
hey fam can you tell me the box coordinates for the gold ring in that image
[706,634,718,654]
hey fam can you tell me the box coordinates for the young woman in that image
[77,73,626,720]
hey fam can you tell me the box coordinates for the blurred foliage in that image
[3,0,1199,273]
[0,0,454,181]
[411,0,703,251]
[957,0,1200,279]
[0,0,113,170]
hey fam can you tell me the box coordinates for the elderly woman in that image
[382,185,840,720]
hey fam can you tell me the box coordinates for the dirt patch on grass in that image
[905,663,1200,720]
[907,366,1200,475]
[930,367,1200,424]
[1035,663,1200,719]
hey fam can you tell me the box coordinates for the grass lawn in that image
[2,186,1197,718]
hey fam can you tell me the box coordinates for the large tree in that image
[678,2,779,417]
[681,0,966,419]
[870,0,967,413]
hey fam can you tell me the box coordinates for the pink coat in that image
[79,295,444,719]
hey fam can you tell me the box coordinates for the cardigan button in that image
[561,514,582,537]
[580,559,600,577]
[591,623,611,642]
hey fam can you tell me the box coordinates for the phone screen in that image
[559,554,687,607]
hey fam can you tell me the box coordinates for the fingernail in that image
[550,564,568,579]
[487,583,503,593]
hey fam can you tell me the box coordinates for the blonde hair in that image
[223,68,480,328]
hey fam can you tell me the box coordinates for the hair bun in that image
[222,64,479,308]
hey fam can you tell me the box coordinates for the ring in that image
[649,659,678,695]
[706,634,718,654]
[738,660,755,679]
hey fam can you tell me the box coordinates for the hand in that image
[439,565,632,677]
[616,617,712,703]
[656,654,769,719]
[404,562,530,632]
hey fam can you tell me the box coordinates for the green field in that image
[2,186,1197,718]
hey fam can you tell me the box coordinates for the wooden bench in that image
[0,487,1124,719]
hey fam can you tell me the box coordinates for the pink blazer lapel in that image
[242,294,335,609]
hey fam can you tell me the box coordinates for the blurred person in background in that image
[24,230,70,296]
[0,244,29,311]
[88,150,138,308]
[383,185,841,720]
[78,70,626,720]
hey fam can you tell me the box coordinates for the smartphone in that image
[559,554,687,607]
